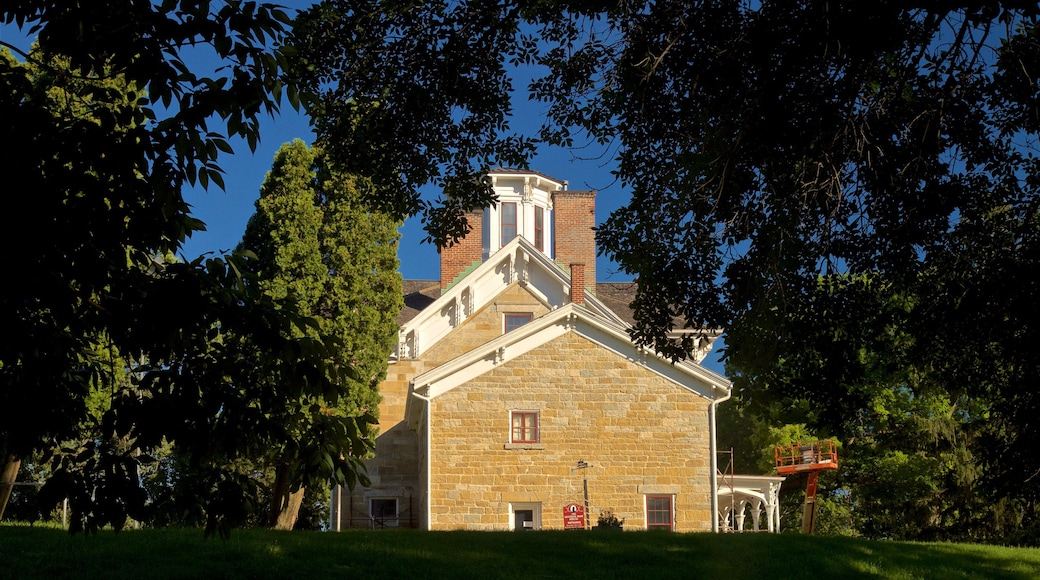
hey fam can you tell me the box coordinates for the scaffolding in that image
[774,440,838,534]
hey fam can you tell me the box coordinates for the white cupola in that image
[482,169,567,260]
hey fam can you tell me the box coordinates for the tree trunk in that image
[269,462,304,531]
[273,487,305,531]
[0,455,21,521]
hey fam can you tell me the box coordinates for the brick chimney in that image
[569,263,585,305]
[440,209,484,290]
[552,190,596,296]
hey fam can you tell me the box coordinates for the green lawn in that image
[1,525,1037,579]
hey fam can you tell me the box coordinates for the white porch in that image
[717,474,785,533]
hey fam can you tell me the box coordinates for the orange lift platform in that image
[774,440,838,534]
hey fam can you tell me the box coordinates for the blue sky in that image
[2,5,728,375]
[1,3,631,281]
[157,1,634,284]
[178,98,635,283]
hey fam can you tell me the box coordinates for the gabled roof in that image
[400,277,723,361]
[399,280,441,326]
[395,236,625,360]
[405,302,732,429]
[399,280,639,327]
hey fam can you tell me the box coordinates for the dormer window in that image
[501,202,517,245]
[504,312,533,333]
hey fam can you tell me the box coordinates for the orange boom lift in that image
[774,440,838,534]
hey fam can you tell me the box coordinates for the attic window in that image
[504,312,533,333]
[511,411,539,444]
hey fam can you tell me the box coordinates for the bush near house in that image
[596,509,624,529]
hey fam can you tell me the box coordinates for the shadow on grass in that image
[2,525,1038,579]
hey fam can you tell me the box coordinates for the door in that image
[514,509,534,531]
[509,502,541,531]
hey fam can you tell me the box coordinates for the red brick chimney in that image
[440,209,484,290]
[552,190,596,296]
[569,263,585,305]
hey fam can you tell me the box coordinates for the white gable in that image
[405,303,731,429]
[396,236,623,359]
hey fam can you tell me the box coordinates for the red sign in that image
[563,503,585,529]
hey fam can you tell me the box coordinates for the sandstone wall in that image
[335,359,423,529]
[426,332,713,532]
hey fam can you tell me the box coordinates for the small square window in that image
[646,495,673,531]
[504,312,533,333]
[511,411,539,444]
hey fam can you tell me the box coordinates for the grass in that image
[1,525,1039,579]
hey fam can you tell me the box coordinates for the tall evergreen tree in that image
[239,139,402,530]
[2,3,378,536]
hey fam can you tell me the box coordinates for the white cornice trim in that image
[487,169,567,192]
[397,237,624,359]
[409,303,730,405]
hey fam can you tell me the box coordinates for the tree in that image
[288,0,538,246]
[721,273,991,540]
[288,1,1039,347]
[238,139,402,530]
[1,2,373,536]
[291,1,1040,541]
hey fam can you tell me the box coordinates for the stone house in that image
[330,169,745,532]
